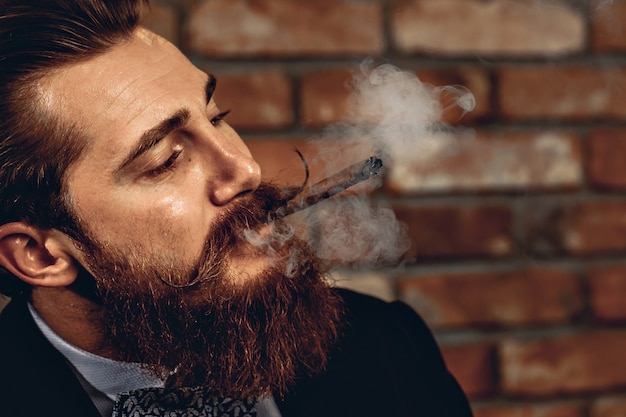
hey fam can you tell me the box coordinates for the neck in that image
[31,286,115,358]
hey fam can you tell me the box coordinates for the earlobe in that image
[0,222,78,288]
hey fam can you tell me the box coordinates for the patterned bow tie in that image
[112,387,257,417]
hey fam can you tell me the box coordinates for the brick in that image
[440,344,496,399]
[212,70,293,132]
[474,403,585,417]
[299,67,491,128]
[523,200,626,256]
[398,269,583,329]
[591,396,626,417]
[144,3,180,45]
[393,204,513,260]
[387,130,582,194]
[587,129,626,191]
[588,265,626,323]
[592,0,626,52]
[556,201,626,256]
[300,68,353,128]
[500,331,626,395]
[391,0,585,56]
[185,0,383,57]
[499,65,626,120]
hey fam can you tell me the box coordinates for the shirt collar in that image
[27,303,164,400]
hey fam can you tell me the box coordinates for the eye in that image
[211,109,231,126]
[146,145,183,177]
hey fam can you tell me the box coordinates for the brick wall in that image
[147,0,626,414]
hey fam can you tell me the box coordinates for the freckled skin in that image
[41,27,262,268]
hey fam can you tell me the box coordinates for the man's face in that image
[37,28,343,397]
[41,28,265,283]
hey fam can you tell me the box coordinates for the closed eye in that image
[146,145,184,177]
[211,109,231,126]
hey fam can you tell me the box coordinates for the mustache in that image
[158,183,295,289]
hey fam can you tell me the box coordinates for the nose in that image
[204,130,262,206]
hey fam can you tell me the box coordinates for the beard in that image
[69,183,344,399]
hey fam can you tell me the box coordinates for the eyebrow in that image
[205,74,217,105]
[115,75,218,175]
[116,108,191,174]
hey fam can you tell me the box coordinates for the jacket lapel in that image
[0,297,101,417]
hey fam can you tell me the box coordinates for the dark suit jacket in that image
[0,289,473,417]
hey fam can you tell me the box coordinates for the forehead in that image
[37,28,207,158]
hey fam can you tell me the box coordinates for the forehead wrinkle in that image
[89,36,187,110]
[103,67,183,122]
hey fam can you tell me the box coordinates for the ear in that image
[0,222,79,288]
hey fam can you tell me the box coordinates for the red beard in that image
[72,183,344,399]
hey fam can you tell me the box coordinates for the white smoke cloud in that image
[250,62,475,269]
[343,62,474,164]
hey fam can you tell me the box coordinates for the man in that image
[0,1,473,416]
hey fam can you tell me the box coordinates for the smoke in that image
[252,62,475,269]
[342,62,475,164]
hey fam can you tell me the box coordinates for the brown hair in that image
[0,0,148,296]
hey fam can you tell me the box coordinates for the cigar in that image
[269,156,383,221]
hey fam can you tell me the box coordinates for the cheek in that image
[131,194,207,247]
[145,195,210,263]
[158,195,192,219]
[77,191,207,258]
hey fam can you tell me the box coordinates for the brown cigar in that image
[269,156,383,221]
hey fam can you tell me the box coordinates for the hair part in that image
[0,0,149,296]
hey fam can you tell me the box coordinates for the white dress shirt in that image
[28,303,281,417]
